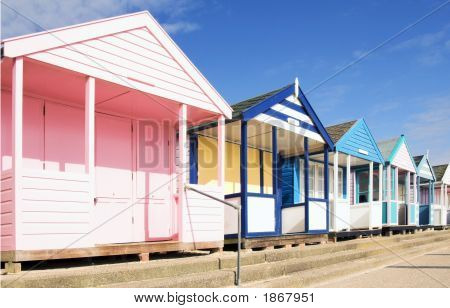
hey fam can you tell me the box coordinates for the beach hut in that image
[377,136,419,234]
[413,154,437,226]
[190,79,334,249]
[0,11,233,272]
[307,119,385,241]
[432,164,450,226]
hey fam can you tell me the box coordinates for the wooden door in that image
[94,113,134,244]
[136,121,173,241]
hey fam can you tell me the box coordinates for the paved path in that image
[319,246,450,288]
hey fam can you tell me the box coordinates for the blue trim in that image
[242,85,295,121]
[335,119,385,164]
[259,149,264,194]
[278,99,308,116]
[281,202,306,209]
[225,192,241,199]
[189,134,198,184]
[272,127,281,235]
[323,145,329,232]
[310,197,328,202]
[240,120,248,237]
[297,87,334,149]
[262,109,319,133]
[304,137,310,233]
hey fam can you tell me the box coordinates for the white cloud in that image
[162,21,200,34]
[404,94,450,164]
[389,25,450,67]
[0,0,202,39]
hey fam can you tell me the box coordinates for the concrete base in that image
[138,253,150,262]
[5,262,21,274]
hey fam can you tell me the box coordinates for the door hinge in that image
[132,216,134,224]
[43,105,46,116]
[131,124,133,132]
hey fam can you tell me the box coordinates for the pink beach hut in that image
[1,11,232,272]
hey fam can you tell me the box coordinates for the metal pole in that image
[237,208,241,286]
[184,184,241,286]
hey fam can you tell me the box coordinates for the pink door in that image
[94,113,134,244]
[136,121,173,241]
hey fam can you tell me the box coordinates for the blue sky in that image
[2,0,450,164]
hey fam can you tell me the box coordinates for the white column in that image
[217,115,225,188]
[333,151,339,231]
[368,161,373,228]
[406,171,411,224]
[395,167,399,202]
[12,57,23,247]
[387,165,391,224]
[369,162,374,203]
[441,183,445,206]
[85,77,95,175]
[346,155,351,203]
[178,104,187,242]
[413,174,417,204]
[378,164,383,203]
[406,172,411,204]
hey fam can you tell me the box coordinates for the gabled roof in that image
[1,11,232,118]
[433,164,450,183]
[414,154,435,181]
[377,135,417,172]
[378,137,398,161]
[190,80,334,148]
[414,155,424,165]
[327,119,384,163]
[231,84,292,118]
[326,120,357,144]
[234,81,333,148]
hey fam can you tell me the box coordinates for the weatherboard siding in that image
[1,170,14,251]
[18,170,92,250]
[391,143,415,172]
[336,120,382,163]
[28,27,219,113]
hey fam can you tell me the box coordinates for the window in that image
[309,164,315,197]
[338,169,343,198]
[317,165,324,198]
[398,173,406,202]
[356,170,369,204]
[373,171,379,201]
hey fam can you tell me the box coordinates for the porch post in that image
[441,183,445,206]
[369,161,373,228]
[217,115,225,188]
[428,181,432,204]
[272,127,279,234]
[178,104,187,242]
[324,145,329,231]
[417,176,421,204]
[413,174,417,204]
[304,137,309,233]
[12,57,23,247]
[346,155,351,203]
[378,164,383,203]
[406,171,410,224]
[240,121,248,236]
[85,76,95,177]
[333,151,339,231]
[394,167,399,203]
[386,165,391,224]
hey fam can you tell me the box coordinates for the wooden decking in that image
[329,228,382,242]
[1,240,223,263]
[224,233,328,250]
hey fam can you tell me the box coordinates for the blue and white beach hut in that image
[190,79,335,248]
[413,153,436,226]
[377,136,419,234]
